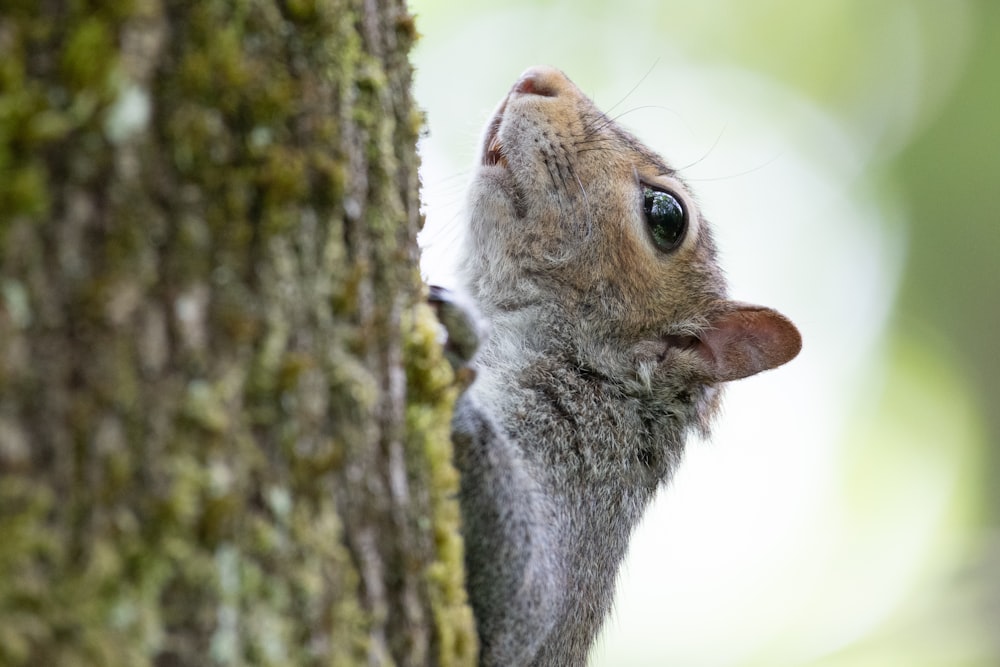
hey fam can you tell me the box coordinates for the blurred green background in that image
[409,1,1000,664]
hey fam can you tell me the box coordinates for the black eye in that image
[642,186,687,252]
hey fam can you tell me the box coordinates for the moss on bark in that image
[0,1,475,665]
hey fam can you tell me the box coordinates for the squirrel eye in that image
[642,186,687,252]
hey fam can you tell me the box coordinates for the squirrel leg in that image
[452,396,561,666]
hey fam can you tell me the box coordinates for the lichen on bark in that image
[0,1,475,665]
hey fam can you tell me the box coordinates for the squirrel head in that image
[460,65,800,395]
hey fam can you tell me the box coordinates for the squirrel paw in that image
[428,285,487,385]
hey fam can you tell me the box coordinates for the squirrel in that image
[434,65,802,666]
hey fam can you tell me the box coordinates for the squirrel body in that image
[447,66,801,666]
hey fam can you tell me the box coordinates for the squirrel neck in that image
[476,302,599,371]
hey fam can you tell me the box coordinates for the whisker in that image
[568,163,593,240]
[596,58,660,119]
[582,102,696,147]
[603,105,687,131]
[553,149,571,194]
[546,158,561,193]
[418,209,465,248]
[677,124,727,172]
[580,113,611,139]
[572,137,613,148]
[424,168,475,187]
[685,152,784,182]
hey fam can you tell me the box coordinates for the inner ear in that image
[691,304,802,383]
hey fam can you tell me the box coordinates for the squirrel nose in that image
[512,66,564,97]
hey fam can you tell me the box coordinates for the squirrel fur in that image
[441,65,802,666]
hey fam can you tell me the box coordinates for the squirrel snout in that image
[512,65,565,97]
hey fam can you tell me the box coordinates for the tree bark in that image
[0,1,476,665]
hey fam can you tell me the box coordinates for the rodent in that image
[440,65,801,666]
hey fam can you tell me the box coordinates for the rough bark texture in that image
[0,1,476,665]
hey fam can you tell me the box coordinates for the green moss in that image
[176,28,243,107]
[181,380,230,434]
[27,108,78,143]
[61,18,115,90]
[0,6,125,224]
[1,162,49,217]
[403,303,479,665]
[282,0,319,22]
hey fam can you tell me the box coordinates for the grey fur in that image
[446,66,800,666]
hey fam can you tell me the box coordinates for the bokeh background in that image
[409,1,1000,664]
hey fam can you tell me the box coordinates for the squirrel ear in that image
[694,304,802,383]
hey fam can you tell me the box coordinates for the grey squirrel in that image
[436,66,801,666]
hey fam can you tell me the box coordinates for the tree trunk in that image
[0,1,476,665]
